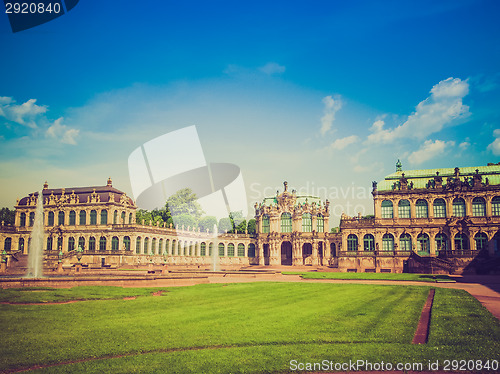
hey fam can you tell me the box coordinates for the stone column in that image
[311,240,318,265]
[258,241,264,265]
[445,198,453,218]
[465,197,473,217]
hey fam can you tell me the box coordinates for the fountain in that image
[211,224,219,271]
[26,190,44,278]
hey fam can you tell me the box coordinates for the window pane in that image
[433,199,446,218]
[398,200,410,218]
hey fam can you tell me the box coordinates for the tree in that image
[247,219,256,234]
[173,214,196,230]
[166,188,203,219]
[199,216,218,233]
[218,217,232,233]
[0,207,15,225]
[229,211,246,233]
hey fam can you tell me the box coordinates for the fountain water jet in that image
[211,224,219,272]
[26,190,44,278]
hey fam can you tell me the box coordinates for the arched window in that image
[113,211,118,224]
[99,236,107,251]
[57,237,62,251]
[89,237,96,252]
[302,213,312,232]
[4,238,12,251]
[165,239,170,255]
[159,239,163,255]
[347,234,358,251]
[29,212,35,226]
[144,238,149,254]
[317,214,324,232]
[218,243,225,257]
[398,200,411,218]
[69,210,76,225]
[363,234,375,251]
[382,234,394,251]
[20,213,26,227]
[238,243,245,257]
[46,237,52,251]
[152,238,157,254]
[228,243,235,256]
[48,211,54,226]
[68,237,75,251]
[400,233,412,251]
[416,200,428,218]
[121,211,126,224]
[90,210,97,225]
[281,213,292,233]
[381,200,393,218]
[208,242,213,256]
[58,211,65,226]
[417,233,430,253]
[79,211,86,225]
[262,215,270,233]
[433,199,446,218]
[18,237,24,252]
[78,237,85,251]
[100,210,108,225]
[136,237,142,254]
[474,232,488,251]
[124,236,130,251]
[248,243,256,258]
[200,242,206,256]
[129,213,133,224]
[454,233,469,250]
[492,197,500,216]
[472,197,486,217]
[452,198,466,217]
[112,236,119,251]
[435,233,447,251]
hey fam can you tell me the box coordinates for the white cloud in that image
[459,141,470,150]
[408,139,455,165]
[367,77,470,144]
[46,117,80,145]
[320,95,342,135]
[330,135,358,150]
[259,62,286,75]
[487,129,500,156]
[0,97,47,128]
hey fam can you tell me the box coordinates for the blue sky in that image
[1,0,499,224]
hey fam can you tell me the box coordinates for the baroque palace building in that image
[1,162,500,273]
[0,178,257,269]
[339,161,500,273]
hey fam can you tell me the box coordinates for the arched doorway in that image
[330,242,336,257]
[281,241,292,265]
[302,243,312,265]
[263,244,270,265]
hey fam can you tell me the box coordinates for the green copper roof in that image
[377,164,500,192]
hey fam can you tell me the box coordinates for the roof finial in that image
[396,159,402,172]
[107,177,112,187]
[43,181,48,190]
[284,181,288,192]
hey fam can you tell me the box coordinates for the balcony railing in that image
[338,250,412,257]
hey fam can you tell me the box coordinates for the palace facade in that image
[339,162,500,273]
[1,162,500,273]
[0,178,257,269]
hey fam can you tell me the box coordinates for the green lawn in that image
[283,271,455,282]
[0,283,498,374]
